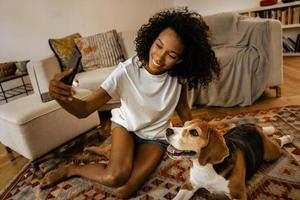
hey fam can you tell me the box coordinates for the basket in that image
[0,62,17,78]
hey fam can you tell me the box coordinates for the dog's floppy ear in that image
[198,126,229,165]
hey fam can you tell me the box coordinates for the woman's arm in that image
[175,83,192,123]
[49,70,111,118]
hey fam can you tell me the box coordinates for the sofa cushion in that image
[0,89,92,125]
[75,66,117,91]
[75,30,125,71]
[49,33,84,72]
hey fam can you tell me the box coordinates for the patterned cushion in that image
[49,33,84,72]
[75,30,125,71]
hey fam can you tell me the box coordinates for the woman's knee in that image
[105,168,131,187]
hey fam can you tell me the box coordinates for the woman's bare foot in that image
[40,164,73,189]
[112,185,133,199]
[84,144,111,159]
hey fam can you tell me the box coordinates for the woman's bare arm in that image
[175,83,192,123]
[49,70,111,118]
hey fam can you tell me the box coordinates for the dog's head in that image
[165,119,229,165]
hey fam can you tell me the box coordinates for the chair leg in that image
[5,146,12,154]
[3,145,17,161]
[270,86,281,97]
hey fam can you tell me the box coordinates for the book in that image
[277,9,282,21]
[271,10,277,19]
[288,37,297,46]
[283,36,296,51]
[250,12,257,17]
[287,7,293,24]
[295,34,300,52]
[283,42,290,52]
[288,37,297,52]
[293,7,300,24]
[281,9,287,25]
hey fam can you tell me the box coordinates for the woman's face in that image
[146,27,184,75]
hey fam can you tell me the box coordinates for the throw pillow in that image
[75,29,125,71]
[49,33,84,72]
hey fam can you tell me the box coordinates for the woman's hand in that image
[49,69,75,101]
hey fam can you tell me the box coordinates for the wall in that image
[0,0,269,105]
[0,0,266,62]
[174,0,261,16]
[0,0,173,62]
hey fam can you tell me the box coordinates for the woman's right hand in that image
[49,69,75,101]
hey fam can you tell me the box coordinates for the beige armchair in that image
[189,12,282,107]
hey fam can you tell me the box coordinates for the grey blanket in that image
[189,12,270,107]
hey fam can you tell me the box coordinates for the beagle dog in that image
[165,119,293,200]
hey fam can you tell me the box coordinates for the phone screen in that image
[61,50,82,85]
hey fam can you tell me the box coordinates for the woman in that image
[41,7,220,198]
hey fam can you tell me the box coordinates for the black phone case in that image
[61,50,82,85]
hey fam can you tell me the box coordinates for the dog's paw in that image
[278,135,294,147]
[262,126,276,136]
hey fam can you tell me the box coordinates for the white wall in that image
[0,0,173,62]
[0,0,269,62]
[174,0,260,16]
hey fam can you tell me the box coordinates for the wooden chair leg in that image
[270,86,281,97]
[3,146,17,161]
[5,146,12,154]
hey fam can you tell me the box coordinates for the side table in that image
[0,72,33,103]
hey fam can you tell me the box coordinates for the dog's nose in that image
[166,128,174,137]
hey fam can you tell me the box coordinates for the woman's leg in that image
[41,127,135,188]
[113,143,164,199]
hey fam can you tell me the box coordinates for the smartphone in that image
[61,50,82,85]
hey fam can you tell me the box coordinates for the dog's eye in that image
[189,129,199,136]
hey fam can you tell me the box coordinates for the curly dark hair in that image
[135,7,220,89]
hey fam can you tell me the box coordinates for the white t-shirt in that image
[101,56,182,140]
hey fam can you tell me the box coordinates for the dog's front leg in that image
[174,180,198,200]
[173,189,197,200]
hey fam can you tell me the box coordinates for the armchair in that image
[188,12,282,107]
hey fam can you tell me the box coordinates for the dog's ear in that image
[198,126,229,165]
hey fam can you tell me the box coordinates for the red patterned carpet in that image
[1,106,300,200]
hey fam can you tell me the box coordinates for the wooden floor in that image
[0,57,299,191]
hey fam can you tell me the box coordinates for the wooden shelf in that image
[237,2,300,57]
[283,52,300,56]
[282,23,300,28]
[239,1,300,13]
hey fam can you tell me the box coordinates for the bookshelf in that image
[238,1,300,57]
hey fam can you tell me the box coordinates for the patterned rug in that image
[1,105,300,200]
